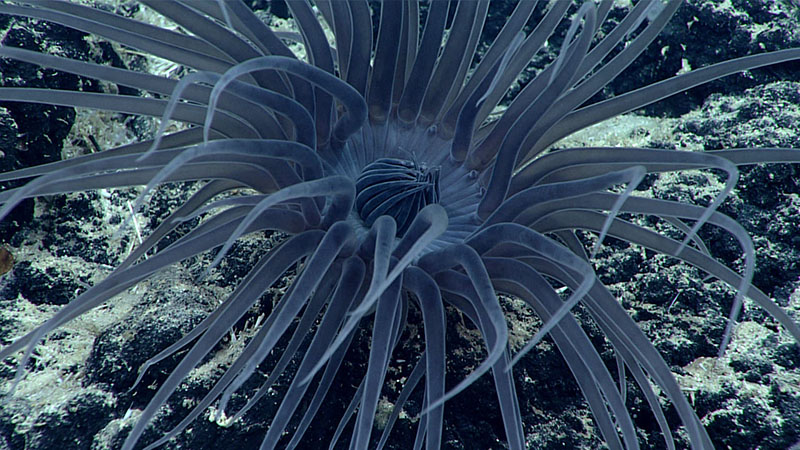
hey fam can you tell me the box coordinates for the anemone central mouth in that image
[354,157,441,236]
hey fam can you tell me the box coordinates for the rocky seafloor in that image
[0,1,799,449]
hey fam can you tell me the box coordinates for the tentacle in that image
[376,355,426,450]
[527,257,714,448]
[214,262,344,421]
[510,147,740,255]
[397,0,449,124]
[476,2,597,219]
[471,2,571,133]
[367,0,402,124]
[531,209,800,355]
[254,257,366,449]
[285,308,363,450]
[404,267,446,450]
[203,56,366,150]
[417,0,484,126]
[439,0,539,138]
[352,274,404,449]
[449,32,524,162]
[484,258,638,450]
[285,0,335,145]
[431,273,525,450]
[514,1,683,165]
[122,230,325,450]
[0,87,257,138]
[0,2,232,71]
[131,139,323,225]
[531,48,800,157]
[466,224,595,367]
[416,243,508,413]
[205,176,354,274]
[302,204,448,387]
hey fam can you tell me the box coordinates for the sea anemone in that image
[0,1,799,449]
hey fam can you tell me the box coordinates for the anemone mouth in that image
[354,157,440,236]
[334,119,483,250]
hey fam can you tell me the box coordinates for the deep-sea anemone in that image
[0,0,799,449]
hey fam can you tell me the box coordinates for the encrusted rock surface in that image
[0,1,798,449]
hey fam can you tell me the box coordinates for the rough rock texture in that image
[0,1,798,450]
